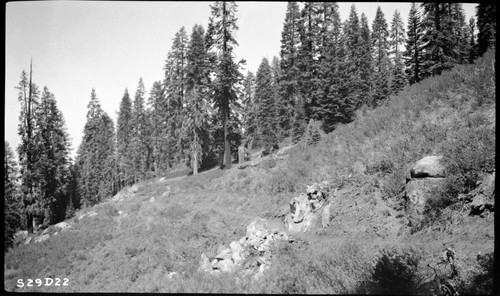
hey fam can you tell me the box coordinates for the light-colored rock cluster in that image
[286,181,332,232]
[15,219,74,246]
[199,217,288,279]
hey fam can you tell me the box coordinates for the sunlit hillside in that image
[4,50,495,294]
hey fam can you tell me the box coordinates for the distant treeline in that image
[5,2,496,245]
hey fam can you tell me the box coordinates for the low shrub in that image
[360,246,426,295]
[462,252,495,295]
[261,157,277,169]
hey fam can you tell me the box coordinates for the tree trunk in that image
[223,111,232,169]
[27,213,33,234]
[193,150,198,175]
[238,145,245,164]
[50,199,55,225]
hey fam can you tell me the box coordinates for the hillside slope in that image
[4,51,495,293]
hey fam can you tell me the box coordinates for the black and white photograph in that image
[4,1,495,293]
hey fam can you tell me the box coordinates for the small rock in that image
[35,234,50,243]
[470,195,494,216]
[213,258,235,272]
[55,221,71,231]
[41,228,50,235]
[166,271,178,279]
[321,203,331,228]
[150,197,156,203]
[159,177,165,182]
[199,253,212,272]
[161,186,172,198]
[215,248,232,260]
[129,184,139,194]
[25,236,32,245]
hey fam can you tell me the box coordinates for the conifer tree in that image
[371,6,391,106]
[65,163,79,219]
[297,2,322,121]
[271,56,286,140]
[206,1,245,169]
[16,65,41,233]
[358,13,373,107]
[255,57,279,154]
[468,17,478,63]
[320,3,357,132]
[305,119,321,147]
[242,71,257,148]
[279,1,301,138]
[164,27,190,168]
[33,86,71,224]
[420,3,457,78]
[342,5,364,111]
[130,78,149,181]
[476,3,496,56]
[76,89,116,205]
[389,10,407,93]
[116,89,133,187]
[183,24,211,174]
[5,141,22,248]
[147,81,166,174]
[404,3,424,85]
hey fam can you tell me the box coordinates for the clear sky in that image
[5,2,478,160]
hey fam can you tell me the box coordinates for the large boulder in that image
[410,155,445,178]
[404,156,448,223]
[405,178,446,210]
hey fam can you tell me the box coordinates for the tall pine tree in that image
[183,24,211,174]
[130,78,150,181]
[255,57,279,154]
[76,89,116,206]
[16,65,41,233]
[206,1,244,169]
[476,3,496,56]
[164,27,190,168]
[358,13,373,107]
[389,10,407,94]
[33,86,71,224]
[5,141,22,248]
[371,6,391,106]
[116,89,133,187]
[279,1,302,140]
[404,3,424,85]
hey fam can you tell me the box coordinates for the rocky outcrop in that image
[286,181,331,232]
[199,217,288,279]
[461,172,495,216]
[404,156,446,222]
